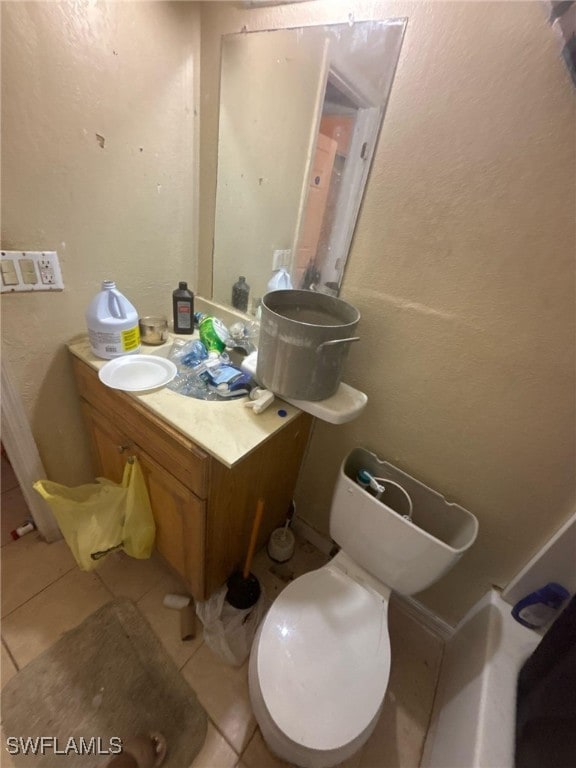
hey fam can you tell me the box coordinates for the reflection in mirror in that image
[212,19,406,312]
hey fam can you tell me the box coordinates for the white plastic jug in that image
[267,267,293,292]
[86,280,141,359]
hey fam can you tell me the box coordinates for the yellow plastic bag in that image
[33,458,155,571]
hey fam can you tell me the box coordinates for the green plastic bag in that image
[33,458,155,571]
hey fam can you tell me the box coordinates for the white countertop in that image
[68,335,303,468]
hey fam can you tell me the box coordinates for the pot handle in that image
[316,337,360,352]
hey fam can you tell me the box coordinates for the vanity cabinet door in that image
[137,451,205,599]
[80,401,131,483]
[79,401,206,599]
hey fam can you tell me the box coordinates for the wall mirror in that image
[211,19,406,312]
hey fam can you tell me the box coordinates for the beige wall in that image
[2,1,574,626]
[201,1,575,624]
[1,2,200,485]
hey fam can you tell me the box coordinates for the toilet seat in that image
[257,564,391,752]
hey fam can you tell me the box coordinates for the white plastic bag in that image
[195,586,268,666]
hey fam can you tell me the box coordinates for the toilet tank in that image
[330,448,479,595]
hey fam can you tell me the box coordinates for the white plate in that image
[98,355,177,392]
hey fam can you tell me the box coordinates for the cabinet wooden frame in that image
[72,356,312,600]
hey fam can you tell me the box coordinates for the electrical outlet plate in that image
[0,251,64,292]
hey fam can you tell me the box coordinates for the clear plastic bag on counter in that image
[167,338,208,367]
[168,370,219,400]
[195,586,269,666]
[168,346,253,400]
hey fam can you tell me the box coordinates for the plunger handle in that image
[243,498,265,578]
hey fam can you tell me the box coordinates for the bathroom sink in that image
[147,339,251,401]
[148,340,247,366]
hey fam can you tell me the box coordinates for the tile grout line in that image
[176,638,204,673]
[177,646,257,766]
[121,554,171,604]
[1,634,20,673]
[203,712,255,766]
[239,723,259,766]
[94,569,117,601]
[1,559,78,620]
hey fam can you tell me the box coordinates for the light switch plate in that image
[1,259,19,286]
[0,251,64,292]
[19,258,38,284]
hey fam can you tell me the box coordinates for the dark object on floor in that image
[1,599,207,767]
[515,594,576,767]
[106,733,167,768]
[226,498,264,609]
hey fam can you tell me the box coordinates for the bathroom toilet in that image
[249,448,479,768]
[249,551,392,768]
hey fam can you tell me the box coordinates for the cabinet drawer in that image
[72,356,208,498]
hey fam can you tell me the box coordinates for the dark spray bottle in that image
[172,282,194,334]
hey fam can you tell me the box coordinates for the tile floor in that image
[1,453,31,548]
[1,532,443,767]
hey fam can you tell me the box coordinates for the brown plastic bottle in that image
[172,281,194,334]
[232,275,250,312]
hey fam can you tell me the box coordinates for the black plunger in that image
[226,498,265,609]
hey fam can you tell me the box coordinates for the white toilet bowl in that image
[248,554,391,768]
[249,448,479,768]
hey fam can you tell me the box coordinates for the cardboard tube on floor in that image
[163,593,191,610]
[180,603,196,641]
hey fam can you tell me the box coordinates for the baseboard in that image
[291,515,335,557]
[392,594,454,641]
[292,514,454,641]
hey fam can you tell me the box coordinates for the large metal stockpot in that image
[257,290,360,401]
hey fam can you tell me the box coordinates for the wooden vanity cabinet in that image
[71,356,312,601]
[79,401,205,595]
